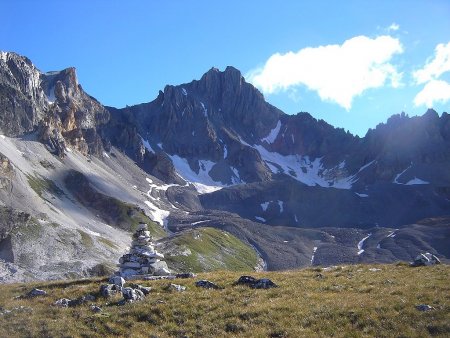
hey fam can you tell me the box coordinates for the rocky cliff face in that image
[0,52,109,157]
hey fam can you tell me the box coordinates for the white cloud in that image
[388,23,400,32]
[413,79,450,107]
[246,35,403,110]
[413,42,450,84]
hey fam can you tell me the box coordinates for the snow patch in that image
[355,193,369,198]
[357,233,372,255]
[102,152,110,159]
[200,102,208,117]
[405,177,429,185]
[311,246,318,265]
[254,144,354,189]
[262,120,281,144]
[238,135,251,147]
[294,214,298,223]
[393,164,412,184]
[255,216,266,223]
[358,160,376,173]
[191,220,211,226]
[223,144,228,159]
[144,200,170,228]
[181,88,187,96]
[261,202,270,211]
[277,200,284,213]
[291,134,295,143]
[230,166,245,185]
[386,230,397,238]
[141,138,155,154]
[191,182,222,194]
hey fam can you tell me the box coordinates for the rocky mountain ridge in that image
[0,51,448,282]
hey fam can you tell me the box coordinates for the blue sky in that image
[1,0,449,136]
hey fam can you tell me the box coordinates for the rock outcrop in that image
[0,52,109,157]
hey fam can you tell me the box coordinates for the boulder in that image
[90,305,102,313]
[122,287,145,301]
[109,276,126,287]
[129,283,152,295]
[234,276,278,289]
[411,253,441,267]
[251,278,278,289]
[99,284,121,298]
[416,304,435,312]
[54,298,70,307]
[195,280,221,289]
[234,276,258,286]
[26,288,47,298]
[165,283,186,292]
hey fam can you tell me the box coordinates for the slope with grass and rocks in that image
[0,264,448,337]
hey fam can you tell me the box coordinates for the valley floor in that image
[0,264,448,337]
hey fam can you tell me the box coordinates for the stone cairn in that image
[118,223,171,280]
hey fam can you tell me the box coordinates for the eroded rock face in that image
[0,52,109,157]
[0,52,49,136]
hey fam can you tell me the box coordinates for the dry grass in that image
[0,264,448,337]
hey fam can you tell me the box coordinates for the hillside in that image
[0,51,449,282]
[0,264,448,337]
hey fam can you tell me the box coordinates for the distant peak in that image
[203,66,242,78]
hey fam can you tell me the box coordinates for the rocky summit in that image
[0,51,449,282]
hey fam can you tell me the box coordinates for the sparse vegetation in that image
[98,236,120,250]
[10,218,42,240]
[64,170,165,238]
[0,264,448,337]
[113,199,165,239]
[77,230,94,249]
[164,227,259,272]
[26,173,64,199]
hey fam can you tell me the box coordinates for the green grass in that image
[0,264,448,337]
[26,174,64,199]
[97,236,120,250]
[116,202,165,239]
[77,230,94,249]
[10,218,42,240]
[164,227,259,272]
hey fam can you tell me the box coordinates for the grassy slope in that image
[163,227,259,272]
[0,264,448,337]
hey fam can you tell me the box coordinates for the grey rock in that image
[234,276,277,289]
[234,275,258,286]
[90,305,102,313]
[26,288,47,298]
[165,283,186,292]
[176,272,197,279]
[54,298,70,307]
[251,278,278,289]
[122,287,145,301]
[84,294,96,301]
[68,296,90,307]
[129,284,152,295]
[416,304,435,312]
[195,280,221,289]
[411,252,441,267]
[100,284,121,298]
[108,276,126,287]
